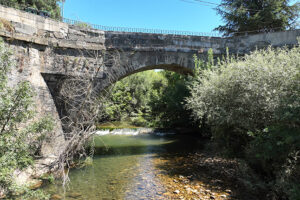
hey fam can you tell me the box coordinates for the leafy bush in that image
[0,38,52,199]
[0,0,62,19]
[148,71,194,128]
[101,70,196,129]
[101,71,161,122]
[186,44,300,198]
[186,45,300,152]
[74,22,92,29]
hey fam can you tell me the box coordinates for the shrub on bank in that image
[0,39,52,199]
[186,44,300,198]
[187,45,299,150]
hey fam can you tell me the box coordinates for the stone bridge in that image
[0,5,299,157]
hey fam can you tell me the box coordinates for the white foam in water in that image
[95,128,154,136]
[94,128,177,136]
[95,129,110,135]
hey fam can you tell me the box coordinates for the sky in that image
[62,0,223,33]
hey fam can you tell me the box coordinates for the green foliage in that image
[289,184,300,200]
[0,38,52,199]
[148,71,193,128]
[102,71,160,124]
[74,22,92,29]
[247,126,299,174]
[187,44,300,198]
[215,0,300,36]
[40,174,55,184]
[0,0,63,19]
[101,70,195,128]
[246,126,299,199]
[187,45,299,144]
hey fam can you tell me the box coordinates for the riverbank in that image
[41,133,267,200]
[153,143,265,200]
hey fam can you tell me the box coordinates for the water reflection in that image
[43,134,202,200]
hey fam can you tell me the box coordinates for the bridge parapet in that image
[1,4,299,57]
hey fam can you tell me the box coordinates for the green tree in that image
[148,71,194,128]
[215,0,300,36]
[186,45,300,149]
[101,70,196,129]
[0,38,52,199]
[0,0,63,19]
[186,44,300,199]
[101,71,165,126]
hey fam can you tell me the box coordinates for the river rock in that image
[28,179,43,189]
[50,194,62,200]
[67,192,82,198]
[225,189,232,193]
[174,190,180,194]
[205,189,211,194]
[0,193,5,199]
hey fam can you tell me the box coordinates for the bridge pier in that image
[5,40,66,159]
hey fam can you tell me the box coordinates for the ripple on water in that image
[43,134,200,200]
[125,154,166,200]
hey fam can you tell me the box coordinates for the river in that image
[43,131,204,200]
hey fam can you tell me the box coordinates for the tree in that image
[186,43,300,199]
[0,38,52,199]
[214,0,300,36]
[100,70,196,129]
[101,71,166,126]
[0,0,63,19]
[148,71,193,128]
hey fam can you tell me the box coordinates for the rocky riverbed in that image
[153,150,263,200]
[42,134,263,200]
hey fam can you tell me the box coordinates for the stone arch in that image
[94,50,196,90]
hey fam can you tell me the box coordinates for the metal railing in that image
[0,3,220,37]
[63,18,222,37]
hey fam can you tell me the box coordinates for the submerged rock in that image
[50,194,62,200]
[28,179,43,190]
[67,192,82,198]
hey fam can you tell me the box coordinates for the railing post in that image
[62,17,222,37]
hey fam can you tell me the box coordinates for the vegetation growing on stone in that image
[0,0,63,19]
[0,38,53,199]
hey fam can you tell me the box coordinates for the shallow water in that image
[43,133,203,200]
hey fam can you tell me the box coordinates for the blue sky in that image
[62,0,223,33]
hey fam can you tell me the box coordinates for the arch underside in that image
[95,63,194,91]
[116,64,194,82]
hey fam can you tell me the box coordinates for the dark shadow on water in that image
[45,134,263,200]
[152,138,264,200]
[93,134,203,157]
